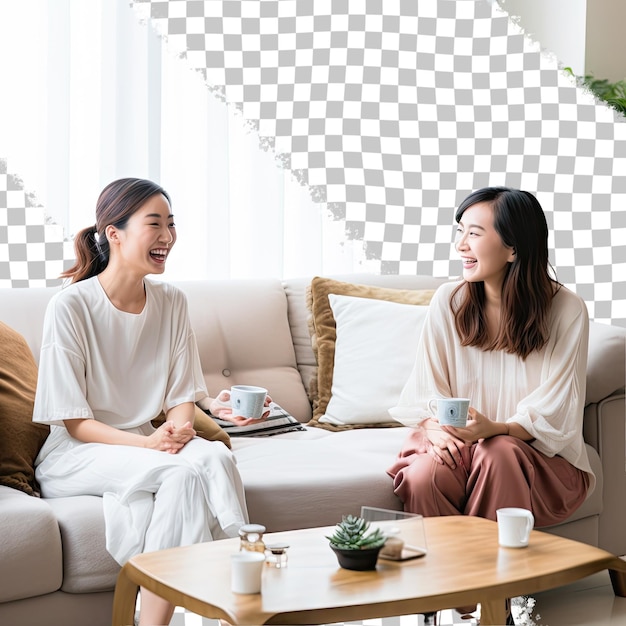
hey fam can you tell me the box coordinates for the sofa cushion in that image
[45,495,119,593]
[0,486,62,602]
[0,321,50,496]
[232,427,410,532]
[174,279,313,423]
[282,274,450,408]
[319,294,429,426]
[585,321,626,404]
[305,277,436,430]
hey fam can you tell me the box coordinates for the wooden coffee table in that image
[112,516,626,626]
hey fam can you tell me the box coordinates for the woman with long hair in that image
[388,187,593,623]
[389,186,593,526]
[33,178,251,626]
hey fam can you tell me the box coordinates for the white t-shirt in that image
[33,276,208,463]
[390,280,595,492]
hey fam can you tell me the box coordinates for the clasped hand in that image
[149,421,196,454]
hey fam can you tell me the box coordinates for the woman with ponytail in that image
[32,178,252,626]
[388,187,593,526]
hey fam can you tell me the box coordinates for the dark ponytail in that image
[61,178,170,283]
[61,224,108,283]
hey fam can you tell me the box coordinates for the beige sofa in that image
[1,274,625,626]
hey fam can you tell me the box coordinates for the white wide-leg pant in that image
[36,437,248,564]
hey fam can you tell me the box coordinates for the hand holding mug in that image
[440,407,502,444]
[210,386,272,426]
[428,397,470,427]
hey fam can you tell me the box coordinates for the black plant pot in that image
[330,544,381,571]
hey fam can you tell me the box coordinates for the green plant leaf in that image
[571,71,626,116]
[326,515,387,550]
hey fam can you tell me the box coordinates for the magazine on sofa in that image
[201,402,306,437]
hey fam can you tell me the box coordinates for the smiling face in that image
[106,193,176,278]
[455,201,516,294]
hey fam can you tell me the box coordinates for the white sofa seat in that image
[233,427,410,532]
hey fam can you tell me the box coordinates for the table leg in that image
[609,556,626,597]
[479,599,507,626]
[112,564,140,626]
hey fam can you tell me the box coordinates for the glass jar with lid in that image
[239,523,266,553]
[265,543,289,568]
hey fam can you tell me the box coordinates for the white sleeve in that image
[513,293,589,458]
[32,296,93,426]
[163,291,209,411]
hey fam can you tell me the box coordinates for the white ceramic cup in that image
[230,385,268,419]
[496,507,534,548]
[428,397,470,427]
[230,551,266,594]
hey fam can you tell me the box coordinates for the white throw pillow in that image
[320,294,428,426]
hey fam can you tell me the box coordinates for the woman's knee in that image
[396,455,436,493]
[181,439,238,474]
[472,436,531,477]
[474,434,521,458]
[163,463,201,487]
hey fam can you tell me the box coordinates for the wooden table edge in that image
[267,554,626,626]
[112,561,245,626]
[111,541,626,626]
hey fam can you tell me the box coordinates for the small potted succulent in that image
[326,514,386,571]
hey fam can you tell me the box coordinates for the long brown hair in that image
[451,187,559,359]
[61,178,171,283]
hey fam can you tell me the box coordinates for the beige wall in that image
[585,0,626,81]
[499,0,626,81]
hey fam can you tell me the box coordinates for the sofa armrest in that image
[0,486,63,602]
[595,394,626,556]
[586,321,626,404]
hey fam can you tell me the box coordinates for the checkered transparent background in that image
[0,159,69,288]
[129,0,626,327]
[2,0,626,327]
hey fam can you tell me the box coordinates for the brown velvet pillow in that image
[0,321,50,496]
[152,404,231,449]
[306,277,436,431]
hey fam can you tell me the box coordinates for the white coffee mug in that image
[230,385,268,419]
[428,397,470,427]
[230,551,265,594]
[496,507,534,548]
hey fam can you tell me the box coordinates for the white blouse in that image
[33,277,208,463]
[389,280,594,492]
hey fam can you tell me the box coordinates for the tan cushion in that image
[152,404,231,449]
[0,322,50,496]
[306,277,436,430]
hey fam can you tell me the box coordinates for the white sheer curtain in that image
[0,0,365,281]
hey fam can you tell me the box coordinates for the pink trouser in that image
[387,431,589,527]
